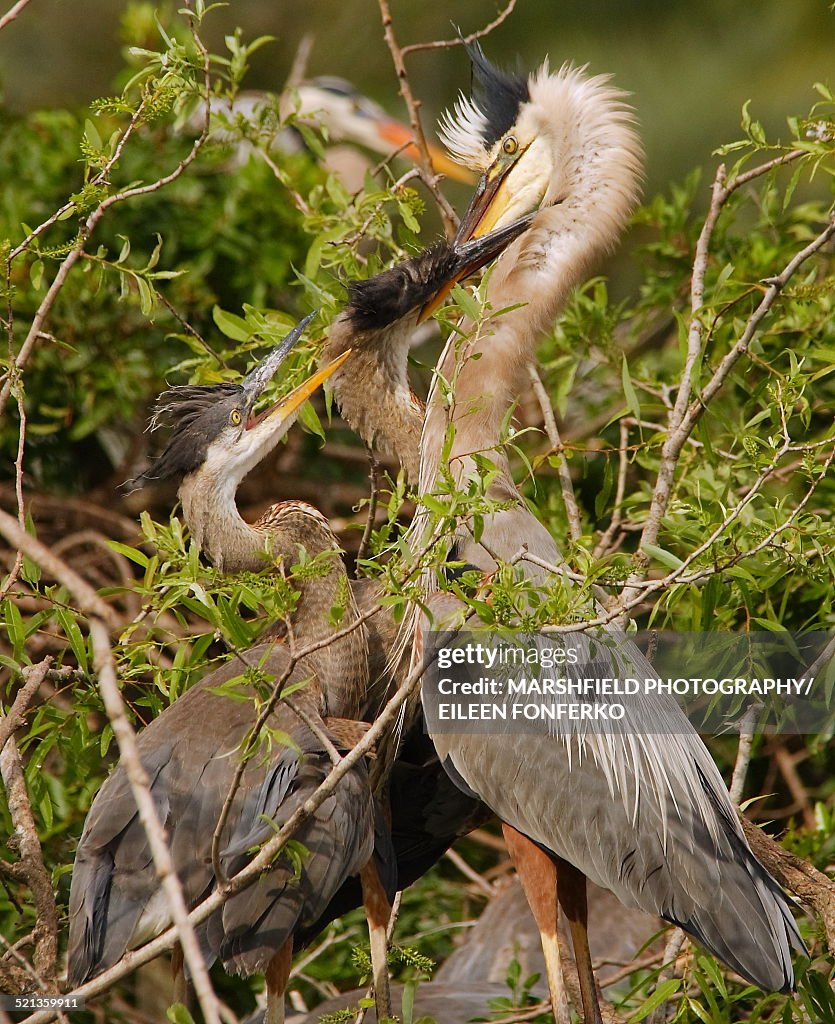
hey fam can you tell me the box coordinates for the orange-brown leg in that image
[171,942,190,1009]
[264,937,294,1024]
[556,856,603,1024]
[360,859,392,1021]
[503,823,570,1024]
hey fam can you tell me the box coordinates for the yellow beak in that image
[248,350,352,429]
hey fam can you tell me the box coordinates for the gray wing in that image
[422,609,805,993]
[218,749,376,975]
[67,643,300,983]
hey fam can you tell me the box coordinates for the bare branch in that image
[89,620,223,1024]
[0,0,34,32]
[0,508,119,628]
[356,446,382,567]
[0,385,28,601]
[401,0,518,56]
[729,702,763,805]
[376,0,458,237]
[18,653,426,1024]
[527,362,582,542]
[0,734,60,986]
[0,658,52,756]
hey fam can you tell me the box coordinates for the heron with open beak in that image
[68,319,396,1024]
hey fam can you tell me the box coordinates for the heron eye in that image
[503,136,518,155]
[229,409,242,426]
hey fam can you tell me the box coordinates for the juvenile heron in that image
[410,45,805,1022]
[68,319,396,1024]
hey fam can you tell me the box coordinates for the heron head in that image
[441,44,642,243]
[297,76,475,183]
[124,313,350,492]
[343,214,534,331]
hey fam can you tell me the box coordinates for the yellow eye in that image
[229,409,242,426]
[503,136,518,155]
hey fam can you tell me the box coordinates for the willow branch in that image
[0,0,33,32]
[616,149,817,616]
[0,735,60,986]
[376,0,458,237]
[0,509,119,628]
[0,39,212,415]
[0,658,52,756]
[527,362,582,541]
[89,620,223,1024]
[401,0,518,56]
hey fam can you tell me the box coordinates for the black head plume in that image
[122,383,245,493]
[466,42,529,148]
[346,243,461,331]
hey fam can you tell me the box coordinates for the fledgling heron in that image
[199,76,473,186]
[68,319,396,1024]
[410,44,805,1023]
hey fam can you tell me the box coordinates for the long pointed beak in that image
[246,350,352,431]
[241,312,317,399]
[454,161,518,244]
[376,119,476,184]
[417,212,534,324]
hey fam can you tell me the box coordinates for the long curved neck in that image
[323,314,423,482]
[178,477,366,716]
[420,200,637,571]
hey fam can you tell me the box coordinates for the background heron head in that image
[298,76,474,183]
[124,313,348,492]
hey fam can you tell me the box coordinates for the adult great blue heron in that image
[68,322,396,1024]
[411,44,805,1022]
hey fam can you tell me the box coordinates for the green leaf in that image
[621,354,641,421]
[641,542,683,571]
[629,978,681,1021]
[212,305,251,342]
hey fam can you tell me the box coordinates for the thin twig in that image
[443,847,495,897]
[401,0,518,56]
[284,32,314,92]
[89,620,223,1024]
[527,362,582,541]
[0,31,212,414]
[0,509,119,628]
[356,446,381,567]
[376,0,458,237]
[0,658,52,756]
[0,385,27,600]
[592,419,630,559]
[647,929,687,1024]
[0,733,60,988]
[729,701,763,805]
[0,0,34,32]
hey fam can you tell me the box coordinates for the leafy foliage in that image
[1,3,833,1022]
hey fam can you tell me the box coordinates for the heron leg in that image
[360,859,392,1022]
[171,942,190,1010]
[264,937,293,1024]
[556,856,603,1024]
[502,824,570,1024]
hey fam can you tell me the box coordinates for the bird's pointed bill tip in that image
[242,311,319,397]
[417,214,533,323]
[245,349,351,431]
